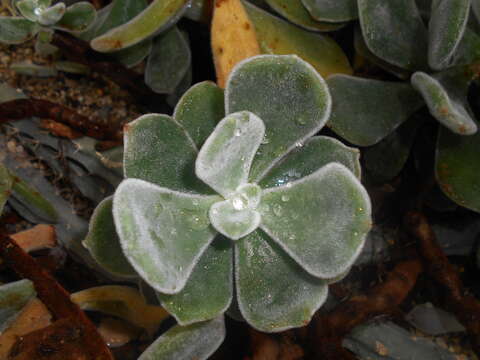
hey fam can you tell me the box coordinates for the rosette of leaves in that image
[84,54,371,358]
[285,0,480,213]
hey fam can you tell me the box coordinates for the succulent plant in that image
[84,54,371,357]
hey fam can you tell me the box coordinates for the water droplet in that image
[192,200,199,206]
[281,195,290,202]
[358,207,363,212]
[232,196,246,210]
[285,182,292,188]
[34,6,44,16]
[188,215,209,230]
[288,234,296,241]
[295,142,303,148]
[353,231,359,236]
[261,135,270,144]
[234,128,242,137]
[296,116,307,126]
[273,204,283,216]
[170,229,177,236]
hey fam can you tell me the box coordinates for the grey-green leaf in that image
[113,179,220,294]
[0,17,39,44]
[209,200,261,240]
[196,111,265,197]
[226,55,331,182]
[411,69,477,135]
[10,62,58,77]
[428,0,471,70]
[260,163,371,279]
[158,237,233,325]
[145,27,191,94]
[327,74,424,146]
[301,0,358,22]
[174,81,225,149]
[473,0,480,21]
[236,230,328,332]
[16,0,50,22]
[0,279,36,333]
[56,2,96,32]
[37,2,66,26]
[123,114,208,193]
[260,136,361,189]
[436,125,480,212]
[358,0,428,71]
[83,196,137,278]
[138,316,225,360]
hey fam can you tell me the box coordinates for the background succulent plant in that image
[84,54,372,357]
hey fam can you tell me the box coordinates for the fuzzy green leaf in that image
[301,0,358,22]
[260,163,371,279]
[124,114,209,193]
[174,81,225,149]
[0,163,13,214]
[16,0,51,22]
[138,316,225,360]
[451,26,480,67]
[37,3,65,26]
[436,125,480,212]
[83,196,137,278]
[428,0,471,70]
[196,111,265,196]
[56,2,96,32]
[226,55,331,182]
[158,237,233,325]
[260,136,361,189]
[244,2,353,78]
[264,0,345,32]
[0,17,39,44]
[145,27,191,94]
[90,0,189,52]
[236,230,328,332]
[0,279,36,332]
[113,179,220,294]
[358,0,428,71]
[209,200,261,240]
[411,69,477,135]
[327,75,424,146]
[473,0,480,21]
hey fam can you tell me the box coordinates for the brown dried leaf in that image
[10,225,56,253]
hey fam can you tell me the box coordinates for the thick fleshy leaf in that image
[10,62,57,77]
[411,69,477,135]
[358,0,428,71]
[260,136,361,189]
[474,0,480,21]
[145,27,191,94]
[236,230,328,332]
[16,0,51,22]
[450,26,480,67]
[37,3,66,26]
[53,61,89,75]
[0,17,39,44]
[244,2,353,78]
[158,237,233,325]
[428,0,471,70]
[71,285,169,335]
[0,163,13,213]
[0,279,36,333]
[327,75,424,146]
[226,55,331,181]
[264,0,345,32]
[124,114,209,193]
[436,125,480,212]
[173,81,225,148]
[209,200,261,240]
[112,40,152,68]
[196,111,265,196]
[83,197,137,278]
[301,0,358,22]
[90,0,189,52]
[113,179,220,293]
[138,317,226,360]
[260,163,371,279]
[56,2,96,32]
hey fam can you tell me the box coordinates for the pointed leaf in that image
[260,136,361,189]
[260,163,371,279]
[327,75,424,146]
[0,163,13,213]
[174,81,225,148]
[0,280,36,332]
[113,179,220,293]
[10,62,57,77]
[37,3,66,26]
[428,0,471,70]
[56,2,96,32]
[411,69,477,135]
[301,0,358,22]
[196,111,265,196]
[244,2,353,78]
[145,27,191,94]
[358,0,428,71]
[83,197,137,278]
[236,230,328,332]
[90,0,189,52]
[124,114,208,193]
[158,237,233,325]
[226,55,331,181]
[138,317,226,360]
[264,0,346,32]
[210,200,261,240]
[436,125,480,212]
[0,17,39,44]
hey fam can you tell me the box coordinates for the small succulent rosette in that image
[85,55,371,333]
